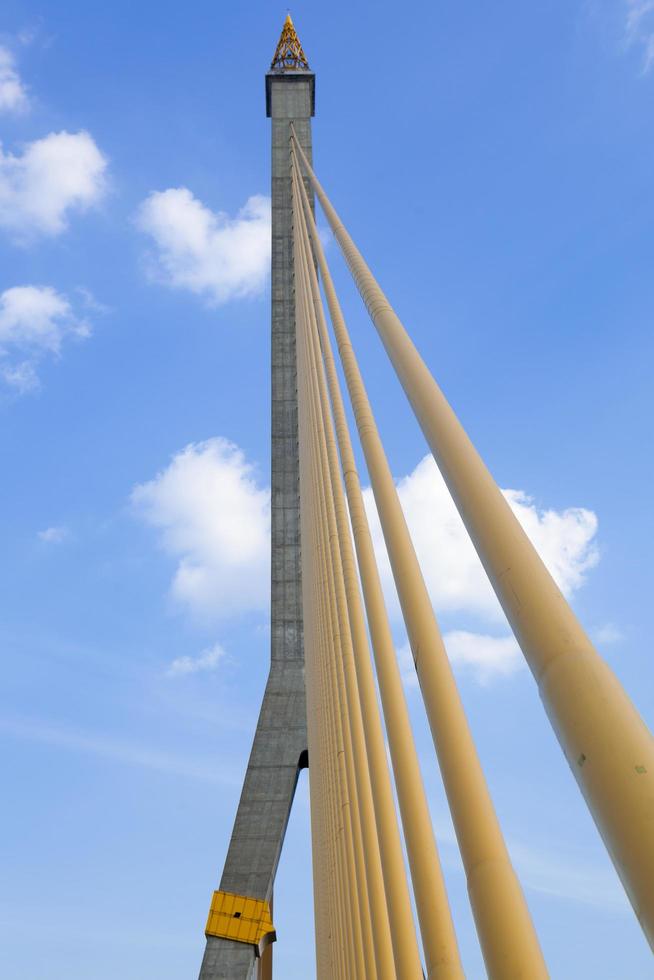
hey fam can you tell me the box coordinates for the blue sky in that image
[1,2,653,977]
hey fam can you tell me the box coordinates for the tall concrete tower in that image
[198,17,314,980]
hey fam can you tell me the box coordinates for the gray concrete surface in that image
[197,70,315,980]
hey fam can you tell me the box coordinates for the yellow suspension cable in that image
[292,129,654,955]
[298,251,370,980]
[296,220,350,979]
[293,140,466,980]
[293,160,397,980]
[299,252,383,980]
[292,130,549,980]
[293,157,427,980]
[296,209,364,978]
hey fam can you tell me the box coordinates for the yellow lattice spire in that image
[270,13,310,71]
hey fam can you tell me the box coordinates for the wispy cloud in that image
[37,525,68,544]
[0,285,91,393]
[432,812,628,912]
[593,622,624,646]
[625,0,654,72]
[74,286,111,315]
[135,188,271,305]
[0,714,236,784]
[0,46,29,114]
[509,839,628,911]
[166,642,226,677]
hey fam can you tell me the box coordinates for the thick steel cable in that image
[305,344,352,980]
[293,167,429,980]
[294,161,403,980]
[306,347,370,980]
[314,571,351,980]
[302,418,342,980]
[303,561,335,980]
[294,154,463,980]
[292,132,549,979]
[304,326,357,980]
[300,255,381,977]
[293,171,396,980]
[300,375,342,980]
[301,536,327,976]
[298,203,384,977]
[296,233,371,980]
[303,498,346,980]
[314,510,357,980]
[296,223,353,979]
[292,132,654,952]
[298,329,345,980]
[293,141,466,980]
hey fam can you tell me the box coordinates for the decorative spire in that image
[270,13,310,71]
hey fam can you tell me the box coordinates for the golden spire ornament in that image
[271,14,310,71]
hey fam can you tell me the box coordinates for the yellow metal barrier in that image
[205,890,276,956]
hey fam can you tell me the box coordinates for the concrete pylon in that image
[197,22,315,980]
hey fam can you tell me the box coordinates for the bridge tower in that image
[196,12,654,977]
[198,17,314,980]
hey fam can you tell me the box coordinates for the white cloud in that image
[167,642,226,677]
[364,454,599,622]
[0,285,91,392]
[0,130,107,240]
[0,286,89,350]
[132,438,270,620]
[399,631,523,688]
[132,445,599,683]
[443,630,523,683]
[38,525,68,544]
[504,487,599,595]
[135,188,271,305]
[593,622,624,646]
[625,0,654,71]
[0,46,29,114]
